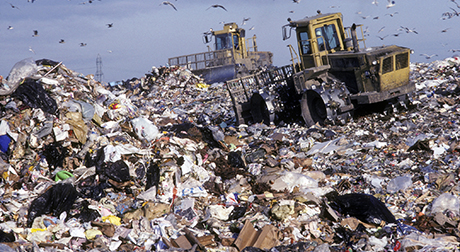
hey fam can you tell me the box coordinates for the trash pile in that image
[0,56,460,252]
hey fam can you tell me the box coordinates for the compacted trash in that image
[0,57,460,251]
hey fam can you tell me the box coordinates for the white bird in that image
[59,39,65,43]
[293,0,300,3]
[241,17,251,26]
[160,1,177,11]
[420,53,438,59]
[386,0,395,8]
[449,49,460,52]
[7,26,13,30]
[29,46,35,54]
[372,0,378,6]
[378,26,385,33]
[385,12,398,17]
[400,26,418,34]
[80,42,87,47]
[377,35,388,40]
[249,26,255,31]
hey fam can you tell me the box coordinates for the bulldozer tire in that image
[301,90,327,127]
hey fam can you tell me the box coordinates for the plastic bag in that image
[145,162,160,191]
[228,151,245,168]
[12,79,58,115]
[131,117,159,142]
[66,111,88,144]
[43,142,68,170]
[431,193,460,215]
[102,160,131,183]
[386,175,412,193]
[327,192,396,225]
[27,183,79,227]
[1,58,38,95]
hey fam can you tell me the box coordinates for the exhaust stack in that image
[351,23,359,53]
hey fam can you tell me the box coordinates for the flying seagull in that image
[420,54,438,59]
[9,3,20,9]
[107,23,113,28]
[32,30,38,37]
[378,26,385,33]
[385,12,398,17]
[372,0,378,6]
[7,26,13,30]
[377,35,388,40]
[80,42,87,47]
[400,26,418,34]
[441,28,451,33]
[241,17,251,26]
[451,0,460,9]
[386,0,395,8]
[160,1,177,11]
[29,46,35,54]
[293,0,300,3]
[206,4,227,11]
[59,39,65,44]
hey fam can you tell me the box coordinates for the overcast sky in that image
[1,0,459,83]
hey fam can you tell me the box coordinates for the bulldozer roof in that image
[287,12,342,28]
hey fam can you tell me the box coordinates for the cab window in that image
[299,31,311,54]
[233,34,239,50]
[315,24,339,51]
[215,34,231,50]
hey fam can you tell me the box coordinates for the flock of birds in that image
[351,0,460,61]
[4,0,460,61]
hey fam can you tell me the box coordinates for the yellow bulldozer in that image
[226,11,415,127]
[168,22,273,84]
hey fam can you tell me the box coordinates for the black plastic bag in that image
[12,78,58,115]
[0,230,15,243]
[43,142,67,170]
[241,247,264,252]
[27,183,79,227]
[73,200,99,222]
[78,178,109,201]
[145,162,160,191]
[327,192,396,225]
[228,206,247,221]
[103,160,131,183]
[228,151,245,168]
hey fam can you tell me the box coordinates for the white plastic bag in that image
[131,117,159,142]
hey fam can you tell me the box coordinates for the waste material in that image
[0,57,460,251]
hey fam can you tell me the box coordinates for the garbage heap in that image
[0,56,460,252]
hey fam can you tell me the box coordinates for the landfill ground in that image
[1,56,460,252]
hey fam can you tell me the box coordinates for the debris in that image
[0,56,460,251]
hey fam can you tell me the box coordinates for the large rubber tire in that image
[250,93,271,125]
[301,90,327,127]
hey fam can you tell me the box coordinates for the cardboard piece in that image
[172,235,192,250]
[233,220,280,251]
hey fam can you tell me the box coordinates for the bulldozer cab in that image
[206,22,248,60]
[284,12,351,70]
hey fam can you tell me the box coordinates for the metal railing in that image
[168,49,234,71]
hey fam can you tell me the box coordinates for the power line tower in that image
[95,54,104,82]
